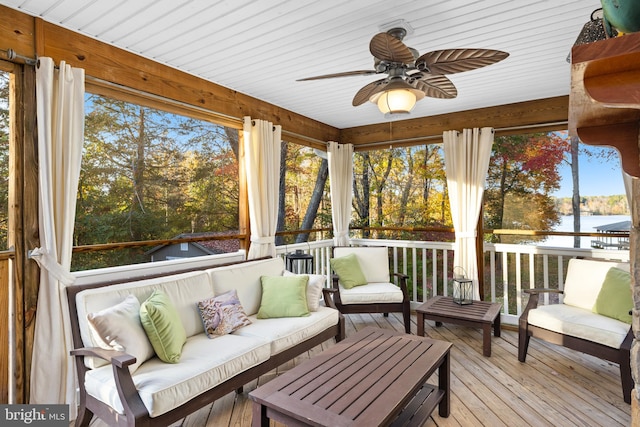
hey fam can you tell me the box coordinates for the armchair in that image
[329,246,411,333]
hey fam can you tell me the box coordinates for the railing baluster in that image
[272,238,628,325]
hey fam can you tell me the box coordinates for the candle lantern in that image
[452,274,473,305]
[285,249,314,274]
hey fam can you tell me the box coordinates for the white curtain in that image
[327,141,353,246]
[243,116,282,259]
[443,127,494,300]
[30,57,84,416]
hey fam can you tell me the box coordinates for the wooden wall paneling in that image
[0,6,35,61]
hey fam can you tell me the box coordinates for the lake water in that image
[538,215,630,248]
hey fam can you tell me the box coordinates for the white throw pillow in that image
[87,294,155,373]
[283,270,325,311]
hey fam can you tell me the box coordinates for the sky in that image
[550,133,626,198]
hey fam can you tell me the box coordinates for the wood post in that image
[7,62,39,403]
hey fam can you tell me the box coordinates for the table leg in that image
[483,324,491,357]
[438,351,450,417]
[417,312,425,336]
[251,402,269,427]
[494,314,501,337]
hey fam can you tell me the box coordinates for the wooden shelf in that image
[569,31,640,177]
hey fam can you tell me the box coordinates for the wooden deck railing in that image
[1,232,631,403]
[275,237,629,326]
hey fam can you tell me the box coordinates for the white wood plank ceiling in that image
[1,0,601,129]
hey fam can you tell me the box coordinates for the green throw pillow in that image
[140,290,187,363]
[330,253,367,289]
[257,275,310,319]
[593,267,633,324]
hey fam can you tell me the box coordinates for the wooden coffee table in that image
[249,326,451,426]
[416,296,502,357]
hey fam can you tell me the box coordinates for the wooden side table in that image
[416,296,502,356]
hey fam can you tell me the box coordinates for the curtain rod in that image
[1,48,37,66]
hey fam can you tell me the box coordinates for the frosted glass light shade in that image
[376,89,417,115]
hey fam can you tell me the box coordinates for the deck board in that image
[88,312,631,427]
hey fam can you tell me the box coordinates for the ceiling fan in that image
[297,27,509,115]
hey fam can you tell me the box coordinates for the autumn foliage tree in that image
[484,133,569,243]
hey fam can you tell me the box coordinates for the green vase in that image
[601,0,640,35]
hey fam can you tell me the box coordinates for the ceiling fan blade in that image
[369,33,415,64]
[297,70,377,81]
[352,79,388,106]
[407,73,458,99]
[415,48,509,75]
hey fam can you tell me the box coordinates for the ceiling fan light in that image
[376,89,417,115]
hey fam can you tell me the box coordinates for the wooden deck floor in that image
[90,312,632,427]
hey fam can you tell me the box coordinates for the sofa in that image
[518,258,634,403]
[67,256,345,427]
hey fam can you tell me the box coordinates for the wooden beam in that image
[36,19,340,147]
[569,31,640,178]
[340,96,569,149]
[576,122,640,177]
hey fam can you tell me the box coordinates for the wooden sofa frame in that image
[518,288,634,404]
[67,258,346,427]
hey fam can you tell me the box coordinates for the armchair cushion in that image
[562,259,630,310]
[330,253,368,289]
[333,246,390,283]
[528,304,630,349]
[593,267,633,324]
[338,282,404,305]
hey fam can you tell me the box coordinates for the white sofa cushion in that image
[207,257,285,316]
[338,282,404,304]
[233,306,339,355]
[562,259,630,310]
[528,304,630,349]
[77,270,213,368]
[333,246,390,283]
[84,333,271,418]
[86,295,154,373]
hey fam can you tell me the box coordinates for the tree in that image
[353,152,371,236]
[570,135,580,248]
[75,94,239,269]
[0,72,8,249]
[276,142,288,246]
[484,133,568,243]
[296,159,328,243]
